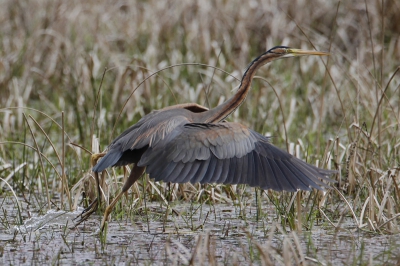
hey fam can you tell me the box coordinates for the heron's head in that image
[267,46,329,59]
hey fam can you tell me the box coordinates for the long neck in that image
[198,52,280,123]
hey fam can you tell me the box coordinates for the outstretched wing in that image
[138,122,335,191]
[93,105,208,172]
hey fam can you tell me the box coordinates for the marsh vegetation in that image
[1,0,399,264]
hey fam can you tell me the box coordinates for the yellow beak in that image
[287,48,330,56]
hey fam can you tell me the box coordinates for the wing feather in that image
[167,162,194,183]
[232,154,245,184]
[251,152,263,188]
[137,122,336,191]
[191,158,211,183]
[180,160,202,183]
[156,161,183,182]
[258,156,277,190]
[245,152,255,186]
[223,157,237,184]
[275,160,309,190]
[207,157,224,184]
[199,157,217,184]
[216,158,231,184]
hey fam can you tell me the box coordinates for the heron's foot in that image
[73,198,99,227]
[91,152,107,167]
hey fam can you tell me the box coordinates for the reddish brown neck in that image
[196,52,281,123]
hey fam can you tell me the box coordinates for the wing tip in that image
[92,150,123,172]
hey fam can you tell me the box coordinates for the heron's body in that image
[95,104,208,168]
[94,103,332,191]
[75,46,336,230]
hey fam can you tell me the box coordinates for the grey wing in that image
[93,110,192,172]
[138,122,336,191]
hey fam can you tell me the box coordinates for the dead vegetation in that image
[0,0,399,264]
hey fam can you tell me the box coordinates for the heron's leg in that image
[100,165,145,232]
[73,152,106,227]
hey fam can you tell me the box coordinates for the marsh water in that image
[1,196,399,265]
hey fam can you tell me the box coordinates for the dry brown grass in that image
[0,0,399,264]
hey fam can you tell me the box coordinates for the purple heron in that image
[74,46,335,231]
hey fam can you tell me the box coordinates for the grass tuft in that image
[1,0,399,264]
